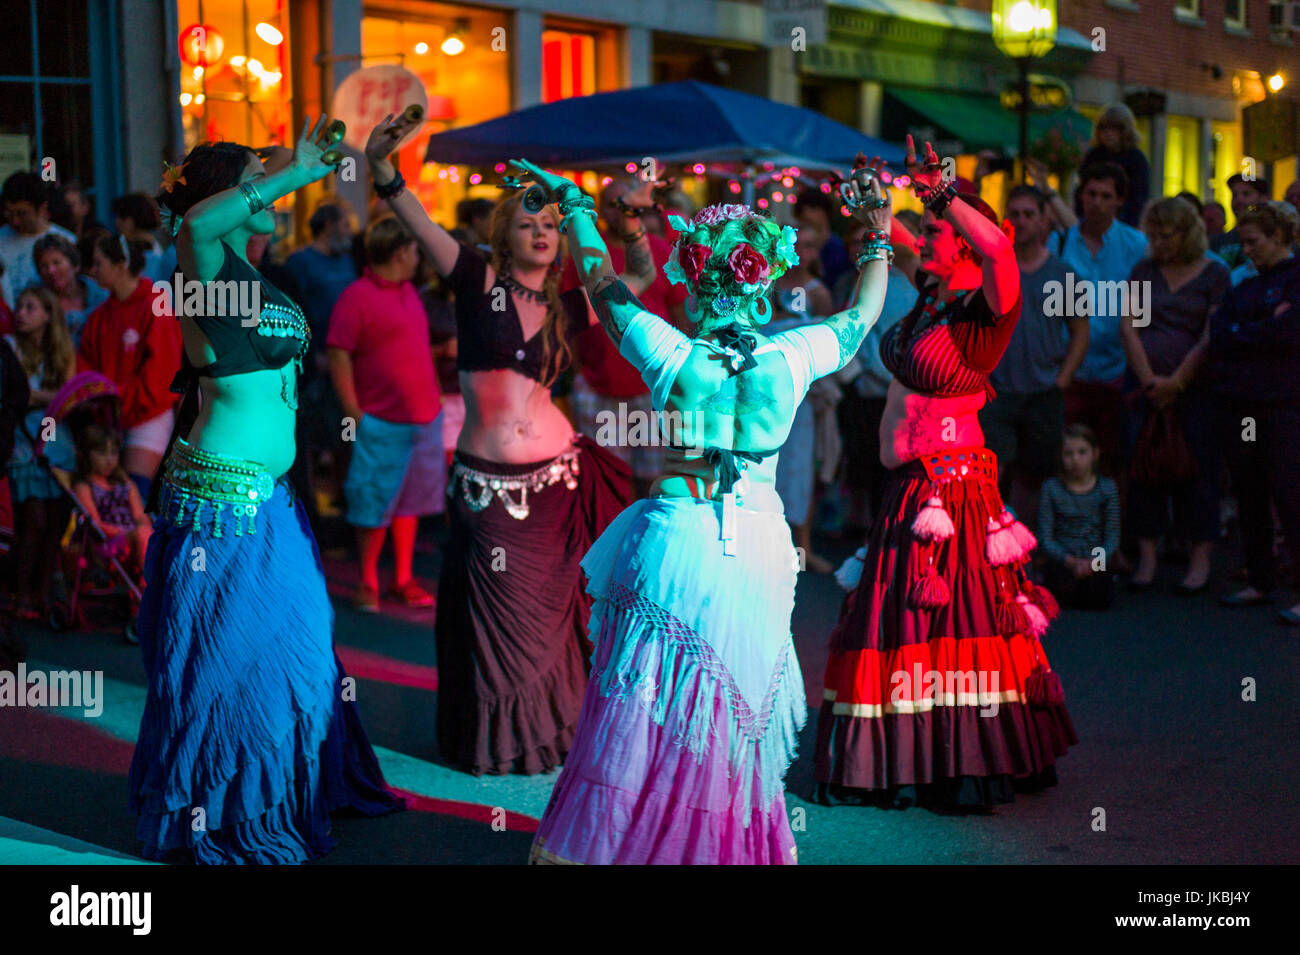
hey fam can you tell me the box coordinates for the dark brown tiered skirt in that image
[435,434,631,775]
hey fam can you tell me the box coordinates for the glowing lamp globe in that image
[992,0,1057,59]
[179,24,225,67]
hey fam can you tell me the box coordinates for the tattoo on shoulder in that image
[591,277,648,340]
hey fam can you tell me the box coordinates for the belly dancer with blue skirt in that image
[129,119,404,863]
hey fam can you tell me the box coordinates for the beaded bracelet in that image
[862,230,890,244]
[857,245,894,267]
[923,178,959,217]
[557,185,597,233]
[375,170,406,200]
[615,196,656,218]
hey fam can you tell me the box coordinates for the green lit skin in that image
[176,138,334,478]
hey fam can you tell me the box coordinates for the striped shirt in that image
[880,279,1022,400]
[1037,476,1121,563]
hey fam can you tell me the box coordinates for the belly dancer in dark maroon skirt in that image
[815,139,1077,811]
[364,114,634,774]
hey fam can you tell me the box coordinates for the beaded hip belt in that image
[448,446,581,520]
[158,438,278,537]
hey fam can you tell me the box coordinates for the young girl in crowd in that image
[1038,424,1121,609]
[4,286,75,620]
[70,424,151,582]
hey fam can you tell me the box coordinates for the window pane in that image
[40,83,93,189]
[38,0,90,77]
[0,0,34,75]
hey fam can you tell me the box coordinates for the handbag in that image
[1130,404,1197,485]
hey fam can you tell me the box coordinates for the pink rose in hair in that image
[679,243,712,284]
[727,243,770,286]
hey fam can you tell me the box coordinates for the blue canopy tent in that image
[422,80,905,204]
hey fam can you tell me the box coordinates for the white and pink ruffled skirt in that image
[529,495,806,865]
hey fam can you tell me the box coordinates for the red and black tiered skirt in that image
[815,447,1077,810]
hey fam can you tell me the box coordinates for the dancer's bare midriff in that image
[459,367,577,463]
[879,378,986,469]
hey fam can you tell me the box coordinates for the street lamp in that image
[992,0,1058,179]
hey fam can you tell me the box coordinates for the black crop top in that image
[178,240,311,381]
[444,244,588,383]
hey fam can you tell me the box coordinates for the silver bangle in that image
[238,181,267,215]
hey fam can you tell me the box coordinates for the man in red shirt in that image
[560,178,688,497]
[327,217,443,612]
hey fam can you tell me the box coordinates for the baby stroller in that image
[29,373,143,643]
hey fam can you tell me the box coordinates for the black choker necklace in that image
[500,272,548,305]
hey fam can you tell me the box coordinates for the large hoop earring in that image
[750,294,771,323]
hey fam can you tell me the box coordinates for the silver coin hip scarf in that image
[448,446,581,520]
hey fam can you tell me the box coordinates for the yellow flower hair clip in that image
[159,161,188,194]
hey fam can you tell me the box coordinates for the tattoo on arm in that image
[827,308,867,366]
[591,276,649,345]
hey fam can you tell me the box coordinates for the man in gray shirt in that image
[980,185,1090,526]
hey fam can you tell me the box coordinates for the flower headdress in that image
[663,203,800,334]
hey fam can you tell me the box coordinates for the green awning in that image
[886,87,1093,155]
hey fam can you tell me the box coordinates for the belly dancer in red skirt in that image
[815,138,1077,811]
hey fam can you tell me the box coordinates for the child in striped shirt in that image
[1038,423,1121,609]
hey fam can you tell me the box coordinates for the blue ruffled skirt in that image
[128,455,404,864]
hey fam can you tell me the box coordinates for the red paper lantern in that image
[179,24,225,67]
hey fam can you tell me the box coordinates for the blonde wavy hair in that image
[1093,103,1141,152]
[488,193,572,389]
[1141,196,1207,264]
[14,285,75,390]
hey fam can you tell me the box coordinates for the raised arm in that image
[816,166,894,372]
[366,113,462,277]
[907,135,1019,315]
[179,115,342,281]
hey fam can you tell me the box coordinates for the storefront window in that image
[1163,115,1200,199]
[177,1,293,152]
[542,29,596,103]
[1210,121,1241,225]
[362,5,510,226]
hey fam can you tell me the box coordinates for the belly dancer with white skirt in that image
[507,158,892,864]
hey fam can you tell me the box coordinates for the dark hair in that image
[83,231,150,277]
[111,192,161,232]
[308,200,345,238]
[363,216,416,266]
[794,189,835,221]
[1077,161,1129,200]
[33,232,81,272]
[1227,172,1270,195]
[75,423,127,485]
[456,197,495,226]
[1061,422,1102,475]
[1007,184,1047,211]
[1174,191,1203,215]
[155,141,256,223]
[2,171,50,209]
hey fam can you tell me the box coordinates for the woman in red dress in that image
[816,138,1077,811]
